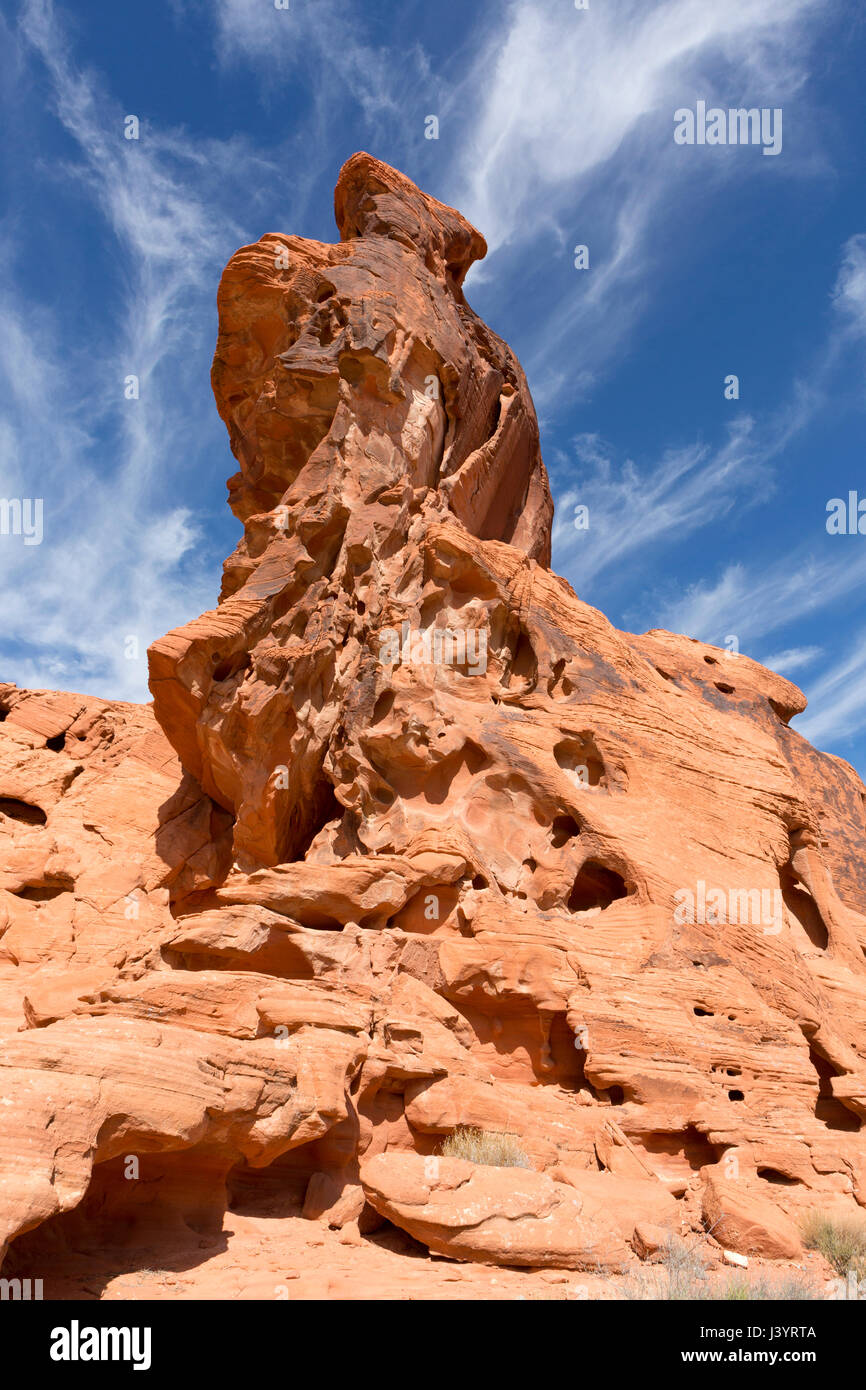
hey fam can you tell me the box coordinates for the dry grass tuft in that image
[801,1210,866,1279]
[621,1234,820,1301]
[438,1127,532,1169]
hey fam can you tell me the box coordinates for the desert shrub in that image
[621,1235,820,1301]
[801,1211,866,1278]
[717,1271,819,1301]
[621,1235,711,1300]
[438,1126,532,1169]
[664,1236,713,1300]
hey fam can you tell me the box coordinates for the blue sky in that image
[1,0,865,772]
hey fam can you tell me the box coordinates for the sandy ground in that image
[13,1202,837,1302]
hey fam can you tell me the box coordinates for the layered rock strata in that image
[1,154,865,1281]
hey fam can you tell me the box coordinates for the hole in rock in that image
[694,1007,713,1017]
[567,861,628,914]
[286,907,345,932]
[703,655,718,665]
[554,735,605,788]
[2,1148,231,1295]
[714,682,735,695]
[546,1014,600,1096]
[212,652,252,684]
[432,550,499,602]
[728,1089,745,1102]
[757,1167,800,1186]
[284,609,309,641]
[45,732,66,752]
[372,689,395,724]
[550,814,581,849]
[227,1148,320,1219]
[276,776,344,865]
[808,1043,861,1132]
[14,881,73,901]
[0,705,9,721]
[547,659,575,698]
[604,1085,625,1106]
[780,863,829,951]
[226,1131,391,1237]
[471,874,488,890]
[502,625,537,690]
[370,740,489,808]
[422,741,490,805]
[639,1127,722,1185]
[0,797,47,826]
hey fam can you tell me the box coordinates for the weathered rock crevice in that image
[1,157,865,1288]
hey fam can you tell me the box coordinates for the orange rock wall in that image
[1,155,864,1275]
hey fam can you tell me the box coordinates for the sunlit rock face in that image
[1,155,865,1285]
[148,151,553,870]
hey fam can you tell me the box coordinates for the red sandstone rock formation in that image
[1,154,865,1290]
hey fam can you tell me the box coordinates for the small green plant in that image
[801,1211,866,1278]
[438,1126,532,1169]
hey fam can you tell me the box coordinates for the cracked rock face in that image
[1,154,865,1279]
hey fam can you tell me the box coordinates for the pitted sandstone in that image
[1,155,864,1289]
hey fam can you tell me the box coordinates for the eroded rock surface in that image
[1,154,865,1288]
[360,1152,628,1269]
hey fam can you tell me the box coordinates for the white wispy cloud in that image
[832,233,866,339]
[0,284,211,699]
[636,222,866,662]
[0,0,286,700]
[794,632,866,745]
[550,417,775,591]
[1,0,857,744]
[544,209,866,766]
[445,0,824,399]
[209,0,436,138]
[760,645,822,675]
[654,547,866,652]
[207,0,827,409]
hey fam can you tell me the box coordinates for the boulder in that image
[702,1175,803,1259]
[360,1151,629,1270]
